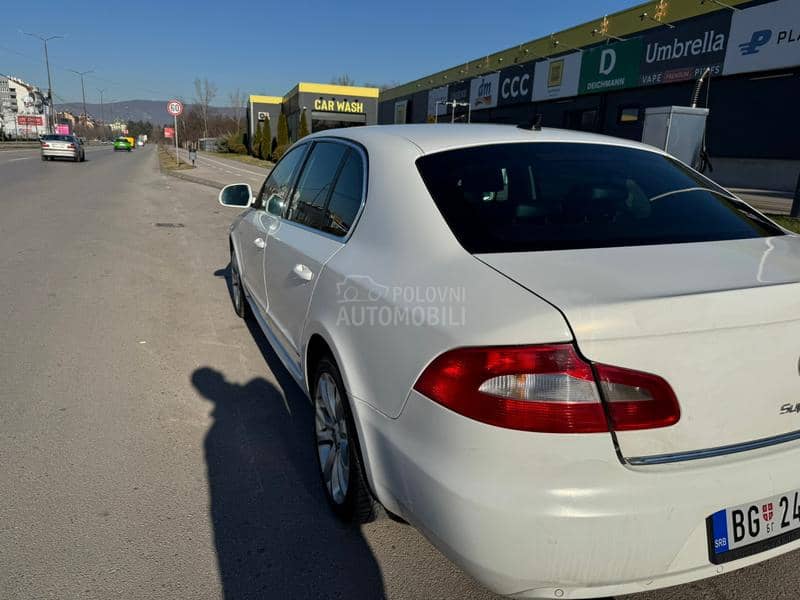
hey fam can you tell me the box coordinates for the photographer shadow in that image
[194,267,385,599]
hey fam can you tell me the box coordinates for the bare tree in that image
[228,88,245,133]
[193,77,218,138]
[330,74,356,87]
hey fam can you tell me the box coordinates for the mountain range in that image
[56,99,235,125]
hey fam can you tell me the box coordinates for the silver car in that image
[40,134,85,162]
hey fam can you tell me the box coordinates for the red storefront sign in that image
[17,115,44,126]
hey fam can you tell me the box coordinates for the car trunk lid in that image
[477,235,800,462]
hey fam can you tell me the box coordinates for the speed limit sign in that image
[166,99,184,117]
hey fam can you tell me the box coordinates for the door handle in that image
[292,264,314,281]
[253,237,266,249]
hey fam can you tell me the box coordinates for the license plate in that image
[707,489,800,564]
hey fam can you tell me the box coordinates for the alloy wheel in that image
[231,251,243,312]
[315,372,350,505]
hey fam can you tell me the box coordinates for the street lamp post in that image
[23,32,62,132]
[68,69,94,126]
[97,88,106,138]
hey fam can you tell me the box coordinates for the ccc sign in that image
[498,65,535,105]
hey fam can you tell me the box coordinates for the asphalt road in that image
[1,145,799,600]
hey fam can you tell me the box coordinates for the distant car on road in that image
[113,137,132,152]
[218,124,800,599]
[40,134,85,162]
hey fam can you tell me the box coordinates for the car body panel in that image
[477,236,800,460]
[226,124,800,597]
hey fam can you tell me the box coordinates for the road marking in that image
[6,157,32,162]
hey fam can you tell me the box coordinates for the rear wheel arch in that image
[305,333,381,506]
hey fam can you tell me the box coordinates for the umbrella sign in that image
[166,99,184,117]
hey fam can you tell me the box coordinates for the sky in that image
[1,0,637,105]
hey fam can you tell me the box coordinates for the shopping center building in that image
[378,0,799,190]
[247,82,379,152]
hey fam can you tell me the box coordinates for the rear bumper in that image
[358,390,800,598]
[42,149,79,158]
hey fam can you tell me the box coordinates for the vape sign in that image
[640,10,732,85]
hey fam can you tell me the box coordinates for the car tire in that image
[229,246,248,319]
[41,155,46,161]
[313,355,380,524]
[80,152,85,162]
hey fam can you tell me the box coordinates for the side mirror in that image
[218,183,253,207]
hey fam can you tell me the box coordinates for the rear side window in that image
[287,142,348,229]
[321,150,364,237]
[416,143,783,253]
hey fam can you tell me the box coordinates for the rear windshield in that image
[42,135,73,142]
[416,143,783,253]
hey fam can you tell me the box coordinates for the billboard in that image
[55,124,70,135]
[427,85,449,117]
[469,72,501,111]
[393,100,408,124]
[533,52,583,101]
[497,62,536,106]
[17,115,43,126]
[724,0,800,76]
[164,127,174,138]
[640,10,732,86]
[579,39,643,94]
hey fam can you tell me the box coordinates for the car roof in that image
[307,123,663,156]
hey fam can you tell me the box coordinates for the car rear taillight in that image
[67,143,75,149]
[413,344,679,433]
[41,143,49,148]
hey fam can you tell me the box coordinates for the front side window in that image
[286,142,348,229]
[416,142,784,253]
[255,144,307,210]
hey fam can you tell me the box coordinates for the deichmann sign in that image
[313,98,365,113]
[533,52,583,101]
[427,85,449,117]
[497,62,535,106]
[640,11,731,86]
[469,72,500,110]
[579,38,643,94]
[724,0,800,76]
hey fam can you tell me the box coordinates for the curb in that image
[163,168,225,190]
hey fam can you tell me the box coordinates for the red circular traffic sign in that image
[166,99,184,117]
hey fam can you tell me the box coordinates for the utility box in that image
[641,106,709,169]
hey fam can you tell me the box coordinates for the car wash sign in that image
[724,0,800,76]
[579,38,642,94]
[640,10,732,86]
[497,62,536,106]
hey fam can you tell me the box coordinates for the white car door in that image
[263,140,365,363]
[238,145,308,312]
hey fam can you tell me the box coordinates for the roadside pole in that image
[174,114,179,166]
[792,171,800,218]
[166,99,184,167]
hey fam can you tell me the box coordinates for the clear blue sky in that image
[1,0,636,105]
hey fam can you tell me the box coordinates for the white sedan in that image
[218,124,800,599]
